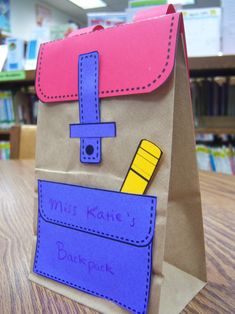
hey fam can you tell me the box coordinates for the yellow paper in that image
[121,140,162,194]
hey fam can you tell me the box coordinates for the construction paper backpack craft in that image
[30,4,207,314]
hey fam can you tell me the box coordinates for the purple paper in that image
[70,122,116,138]
[79,51,101,164]
[71,51,116,164]
[34,180,157,314]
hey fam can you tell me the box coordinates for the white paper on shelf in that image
[196,145,212,171]
[0,45,8,72]
[213,147,233,175]
[221,0,235,55]
[169,0,194,4]
[181,7,221,57]
[87,12,127,27]
[30,26,50,44]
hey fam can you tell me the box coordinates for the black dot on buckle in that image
[86,145,94,155]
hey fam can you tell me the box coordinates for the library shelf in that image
[0,129,11,135]
[24,70,35,82]
[0,128,11,142]
[196,117,235,135]
[195,128,235,135]
[0,56,234,139]
[0,70,35,87]
[197,116,235,128]
[0,55,234,83]
[189,55,235,77]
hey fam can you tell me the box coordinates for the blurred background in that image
[0,0,235,175]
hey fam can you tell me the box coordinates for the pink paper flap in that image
[133,4,176,21]
[36,12,182,103]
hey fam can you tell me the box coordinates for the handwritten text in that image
[49,198,77,216]
[56,241,114,275]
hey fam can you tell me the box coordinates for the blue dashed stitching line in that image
[80,53,100,162]
[34,181,154,314]
[37,15,175,99]
[39,182,155,245]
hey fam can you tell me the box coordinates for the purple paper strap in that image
[70,123,116,138]
[70,51,116,164]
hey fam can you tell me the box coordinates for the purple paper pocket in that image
[34,180,157,314]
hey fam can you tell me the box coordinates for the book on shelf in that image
[0,91,15,129]
[196,134,235,175]
[0,141,10,160]
[0,89,38,129]
[191,77,235,125]
[228,84,235,116]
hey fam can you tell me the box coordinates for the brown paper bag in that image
[29,5,207,314]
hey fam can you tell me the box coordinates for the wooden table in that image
[0,160,234,313]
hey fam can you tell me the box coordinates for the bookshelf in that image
[196,128,235,135]
[0,56,234,83]
[0,56,234,85]
[0,70,37,156]
[0,55,234,83]
[0,70,35,87]
[0,129,11,135]
[189,55,235,136]
[190,56,235,175]
[0,56,235,159]
[189,55,235,77]
[195,116,235,135]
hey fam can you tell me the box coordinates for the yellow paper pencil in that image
[120,139,162,195]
